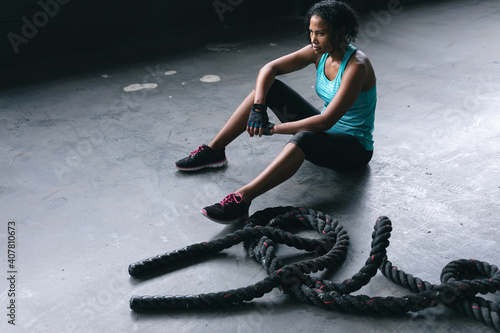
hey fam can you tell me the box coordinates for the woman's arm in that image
[272,51,374,135]
[253,45,318,105]
[247,45,319,137]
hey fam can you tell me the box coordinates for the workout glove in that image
[247,104,269,128]
[248,104,274,136]
[262,122,275,136]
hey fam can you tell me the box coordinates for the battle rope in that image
[128,207,500,331]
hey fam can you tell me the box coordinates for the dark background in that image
[0,0,430,77]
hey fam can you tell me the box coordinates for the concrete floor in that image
[1,0,500,332]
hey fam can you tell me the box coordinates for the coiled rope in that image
[128,207,500,331]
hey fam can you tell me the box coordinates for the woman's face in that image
[309,15,334,55]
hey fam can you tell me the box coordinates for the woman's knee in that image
[266,80,285,108]
[288,131,318,155]
[291,130,318,143]
[269,79,285,91]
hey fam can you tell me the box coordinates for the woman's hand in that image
[262,122,275,136]
[247,104,270,137]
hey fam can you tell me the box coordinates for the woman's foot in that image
[201,193,250,224]
[175,144,227,171]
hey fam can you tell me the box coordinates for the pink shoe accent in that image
[190,145,205,156]
[220,193,243,206]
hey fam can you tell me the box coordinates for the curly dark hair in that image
[305,0,359,46]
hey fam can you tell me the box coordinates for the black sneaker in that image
[175,144,227,171]
[201,193,250,224]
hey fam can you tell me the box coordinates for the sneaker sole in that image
[201,209,248,224]
[176,159,228,171]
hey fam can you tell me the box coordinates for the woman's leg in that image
[266,79,320,122]
[175,90,255,171]
[233,132,372,205]
[201,130,373,223]
[231,81,320,202]
[236,142,305,203]
[208,79,319,152]
[200,81,325,223]
[201,142,306,223]
[290,131,373,172]
[208,90,255,152]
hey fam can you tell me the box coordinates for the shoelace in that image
[190,145,205,156]
[220,193,243,206]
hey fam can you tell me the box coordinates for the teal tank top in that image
[316,44,376,151]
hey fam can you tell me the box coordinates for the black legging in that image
[266,79,373,172]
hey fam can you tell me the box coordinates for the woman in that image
[175,0,377,224]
